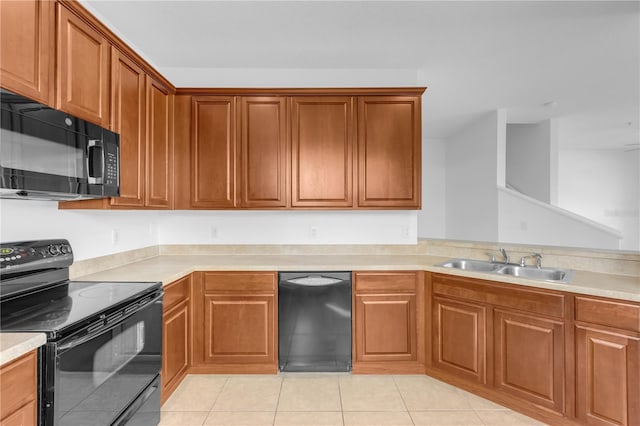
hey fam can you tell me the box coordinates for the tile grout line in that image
[337,375,345,426]
[204,375,229,425]
[273,374,285,425]
[391,375,416,426]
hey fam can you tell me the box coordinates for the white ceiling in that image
[81,0,639,148]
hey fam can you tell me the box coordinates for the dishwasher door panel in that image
[278,272,352,372]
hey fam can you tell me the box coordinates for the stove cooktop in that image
[0,280,161,337]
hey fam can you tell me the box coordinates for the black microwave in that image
[0,89,119,200]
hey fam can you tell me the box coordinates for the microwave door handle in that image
[87,139,104,184]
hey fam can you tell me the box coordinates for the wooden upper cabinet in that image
[110,48,146,208]
[146,76,174,208]
[191,96,237,208]
[0,0,54,104]
[291,96,354,207]
[56,3,110,127]
[357,96,421,208]
[238,97,288,208]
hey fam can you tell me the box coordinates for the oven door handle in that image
[56,292,162,353]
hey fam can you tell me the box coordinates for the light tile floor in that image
[160,374,547,426]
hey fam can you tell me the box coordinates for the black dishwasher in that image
[278,271,352,372]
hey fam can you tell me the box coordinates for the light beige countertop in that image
[0,332,46,366]
[74,254,640,302]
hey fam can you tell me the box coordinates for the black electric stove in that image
[0,239,163,426]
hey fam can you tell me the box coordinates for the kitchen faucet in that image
[520,253,543,268]
[488,248,510,263]
[499,247,510,264]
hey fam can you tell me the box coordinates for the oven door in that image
[43,294,162,426]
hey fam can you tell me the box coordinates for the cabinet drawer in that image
[354,271,418,293]
[432,273,565,318]
[575,296,640,333]
[203,272,276,293]
[164,275,191,312]
[0,350,37,422]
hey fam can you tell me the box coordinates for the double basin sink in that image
[437,258,575,283]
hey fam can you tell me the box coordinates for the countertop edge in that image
[0,332,47,366]
[73,254,640,303]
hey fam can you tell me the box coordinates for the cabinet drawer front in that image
[0,351,37,421]
[354,271,418,293]
[203,272,276,293]
[164,275,191,312]
[432,274,565,318]
[575,296,640,333]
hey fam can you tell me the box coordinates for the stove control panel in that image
[0,239,73,271]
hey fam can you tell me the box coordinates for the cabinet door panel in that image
[432,297,486,384]
[162,301,189,395]
[56,4,110,126]
[239,97,288,207]
[576,325,640,426]
[146,76,173,208]
[355,294,416,362]
[0,351,37,423]
[203,295,276,364]
[191,96,236,208]
[109,49,146,207]
[0,0,53,103]
[291,96,354,207]
[494,310,564,413]
[358,96,420,208]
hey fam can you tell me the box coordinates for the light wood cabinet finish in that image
[0,0,54,104]
[191,96,237,208]
[432,296,487,384]
[353,271,424,373]
[0,350,37,426]
[109,48,146,207]
[56,2,110,127]
[357,96,421,208]
[239,96,289,208]
[291,96,354,207]
[192,271,278,373]
[161,275,191,404]
[575,324,640,425]
[494,309,565,414]
[145,76,173,208]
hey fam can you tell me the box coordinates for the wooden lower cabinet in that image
[161,275,191,403]
[575,325,640,426]
[432,296,487,384]
[352,271,424,373]
[494,309,565,414]
[0,350,37,426]
[192,271,278,373]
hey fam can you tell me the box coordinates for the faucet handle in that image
[486,252,497,263]
[520,253,543,268]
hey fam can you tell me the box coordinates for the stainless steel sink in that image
[436,258,574,283]
[437,259,502,272]
[495,265,574,283]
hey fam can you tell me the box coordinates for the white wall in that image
[498,187,622,250]
[445,110,505,241]
[505,120,553,203]
[0,199,160,260]
[418,138,446,238]
[157,210,417,245]
[558,148,639,251]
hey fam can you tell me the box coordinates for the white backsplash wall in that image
[0,200,418,259]
[157,210,418,245]
[0,199,160,261]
